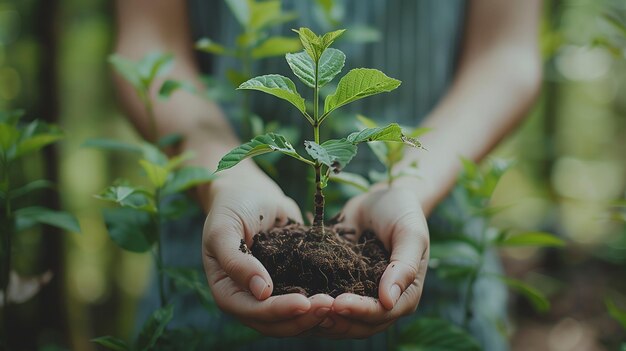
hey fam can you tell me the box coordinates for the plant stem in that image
[154,189,166,308]
[142,93,159,144]
[312,63,325,232]
[462,220,488,329]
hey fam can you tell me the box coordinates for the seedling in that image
[90,52,261,350]
[216,27,419,232]
[0,109,80,345]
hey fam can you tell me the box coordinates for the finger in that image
[204,255,311,322]
[378,212,429,310]
[276,197,304,226]
[203,209,274,300]
[332,281,423,325]
[235,294,334,337]
[313,314,392,339]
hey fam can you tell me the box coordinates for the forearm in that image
[396,0,542,214]
[112,0,268,212]
[398,49,542,211]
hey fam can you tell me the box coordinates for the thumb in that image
[378,212,429,310]
[203,208,274,300]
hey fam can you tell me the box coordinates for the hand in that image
[202,171,334,337]
[314,183,430,339]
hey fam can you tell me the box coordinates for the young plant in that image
[429,158,564,329]
[0,109,80,345]
[90,51,216,303]
[216,27,419,232]
[92,51,261,351]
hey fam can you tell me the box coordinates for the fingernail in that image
[389,284,401,307]
[315,307,330,318]
[319,317,334,328]
[249,275,269,299]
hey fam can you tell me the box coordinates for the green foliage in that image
[323,68,401,116]
[396,318,481,351]
[606,299,626,330]
[164,268,216,313]
[496,231,565,248]
[135,305,175,351]
[91,336,130,351]
[238,75,308,115]
[103,208,156,253]
[286,48,345,88]
[219,27,415,227]
[15,207,81,233]
[499,277,550,313]
[109,52,173,95]
[216,133,307,172]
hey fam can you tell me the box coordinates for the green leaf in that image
[195,38,227,55]
[430,241,480,266]
[497,231,565,248]
[165,268,216,313]
[606,298,626,330]
[226,69,249,87]
[91,336,129,351]
[159,79,197,99]
[248,0,295,31]
[140,142,169,166]
[109,54,141,89]
[293,27,324,62]
[15,207,81,233]
[324,68,401,115]
[139,159,169,188]
[97,185,156,213]
[162,166,215,195]
[252,37,301,59]
[0,124,20,153]
[14,120,64,158]
[286,48,345,88]
[110,52,173,90]
[8,180,54,200]
[217,133,304,172]
[82,138,142,153]
[0,109,24,124]
[103,207,155,253]
[224,0,250,27]
[329,171,370,192]
[347,123,419,148]
[304,141,332,166]
[320,139,357,173]
[238,75,307,115]
[398,318,481,351]
[157,133,184,148]
[136,304,174,351]
[320,29,346,48]
[500,276,550,313]
[137,52,174,86]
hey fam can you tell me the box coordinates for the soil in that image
[245,223,390,298]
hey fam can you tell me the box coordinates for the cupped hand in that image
[315,184,430,339]
[202,171,334,337]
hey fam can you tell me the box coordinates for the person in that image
[112,0,542,349]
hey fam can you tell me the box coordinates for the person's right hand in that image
[202,169,334,337]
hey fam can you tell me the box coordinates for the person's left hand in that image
[313,183,430,339]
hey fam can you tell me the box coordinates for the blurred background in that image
[0,0,624,350]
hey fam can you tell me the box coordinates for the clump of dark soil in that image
[247,223,390,298]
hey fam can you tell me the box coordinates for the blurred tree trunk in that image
[24,0,70,348]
